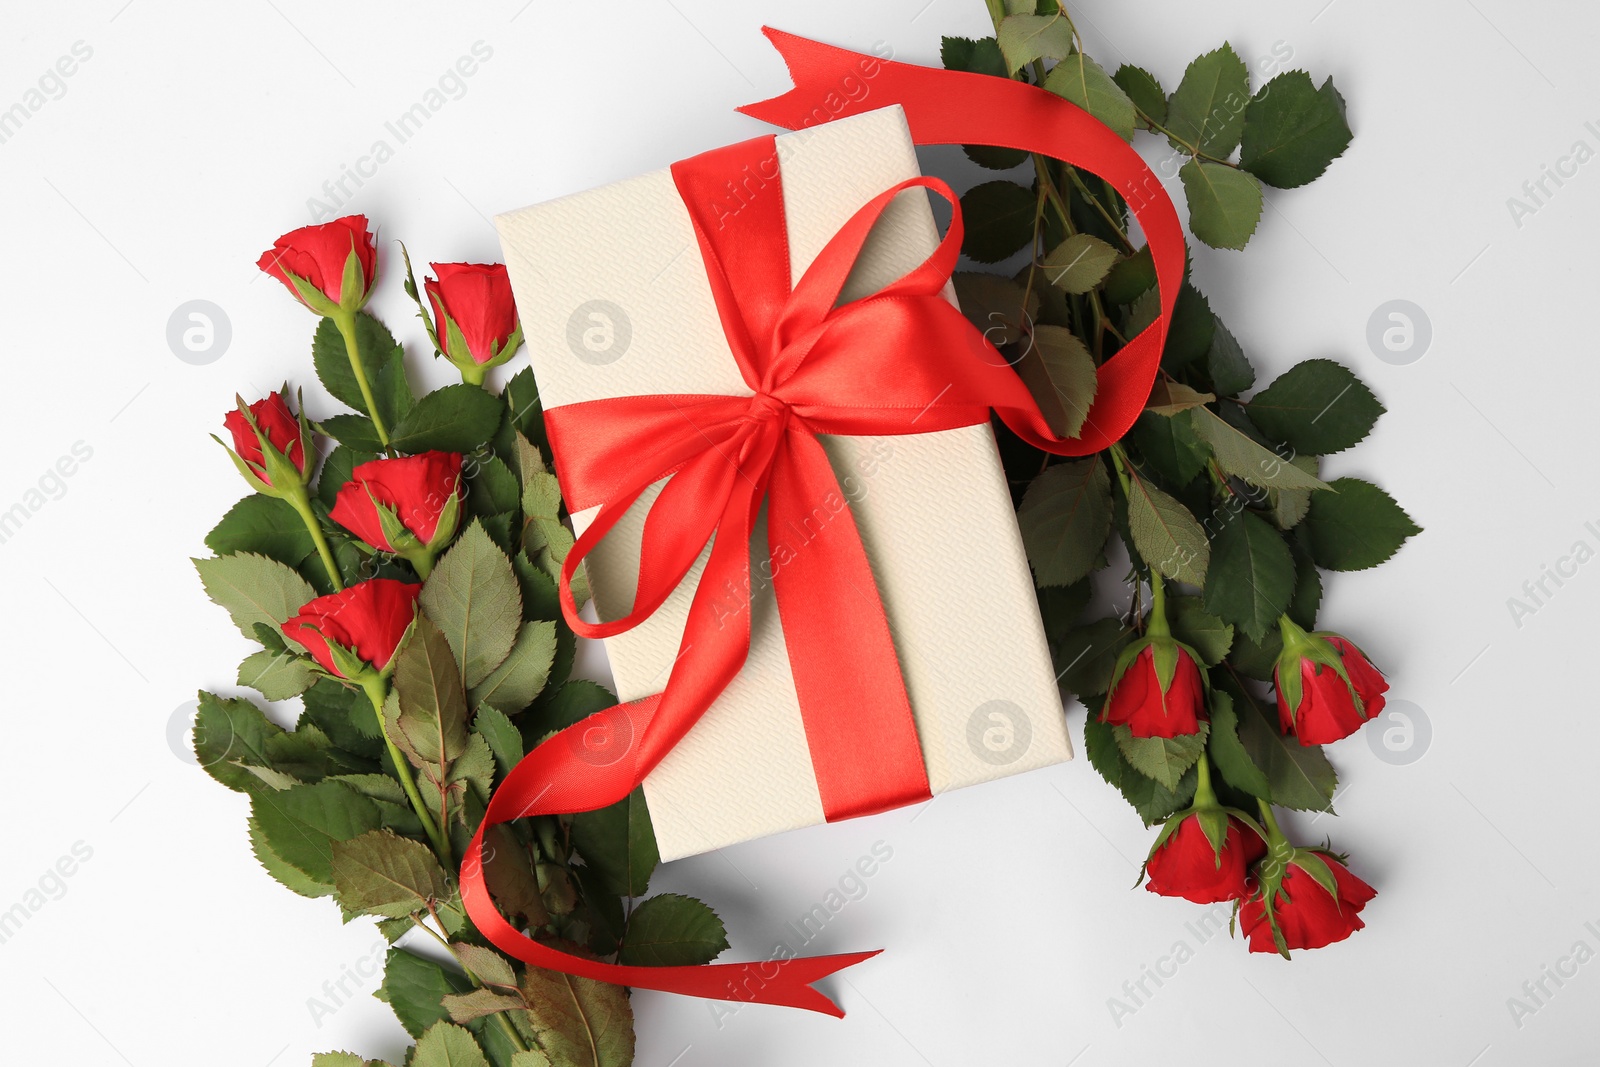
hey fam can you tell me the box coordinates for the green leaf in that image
[1114,721,1208,790]
[1266,455,1320,530]
[1113,64,1166,126]
[527,680,618,743]
[1017,458,1113,587]
[1130,283,1215,372]
[251,780,382,883]
[1125,467,1211,586]
[316,444,379,509]
[441,988,529,1026]
[513,553,561,622]
[1167,596,1233,665]
[1202,511,1296,643]
[421,520,522,689]
[941,35,1007,78]
[1052,616,1133,696]
[1206,688,1271,801]
[301,679,383,759]
[1240,72,1353,189]
[194,552,317,641]
[519,962,635,1067]
[1082,715,1196,825]
[570,787,659,898]
[471,620,559,716]
[207,495,313,568]
[331,829,452,919]
[1303,477,1420,571]
[1102,245,1155,305]
[1192,406,1329,491]
[472,704,524,780]
[1042,234,1119,294]
[194,691,287,794]
[1127,411,1209,486]
[1246,359,1384,455]
[996,13,1074,74]
[391,616,470,771]
[410,1022,491,1067]
[312,313,414,428]
[1221,674,1336,811]
[468,455,521,516]
[1179,160,1263,250]
[953,272,1039,347]
[453,943,519,990]
[389,384,503,454]
[380,948,474,1039]
[320,414,386,453]
[501,368,547,454]
[521,471,586,607]
[249,815,333,897]
[617,893,730,966]
[238,647,317,701]
[1043,53,1136,142]
[1165,43,1250,157]
[1206,318,1255,396]
[959,181,1037,263]
[1016,326,1097,438]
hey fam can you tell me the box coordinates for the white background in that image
[1,0,1594,1064]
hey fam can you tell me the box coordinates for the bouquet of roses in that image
[196,215,708,1065]
[955,2,1418,953]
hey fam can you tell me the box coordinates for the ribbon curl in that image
[461,28,1185,1016]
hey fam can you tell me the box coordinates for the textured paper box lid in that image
[496,106,1070,862]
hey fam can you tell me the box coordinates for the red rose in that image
[257,215,377,312]
[222,393,308,487]
[1275,625,1388,746]
[329,452,463,553]
[283,578,420,679]
[1102,642,1205,739]
[426,263,520,366]
[1144,812,1266,904]
[1240,852,1376,953]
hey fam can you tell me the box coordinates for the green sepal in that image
[278,265,341,316]
[398,242,443,354]
[213,434,277,497]
[338,243,370,313]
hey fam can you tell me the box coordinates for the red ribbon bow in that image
[461,27,1184,1016]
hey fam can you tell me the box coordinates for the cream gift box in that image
[494,105,1071,862]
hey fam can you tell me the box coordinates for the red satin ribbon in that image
[460,28,1185,1016]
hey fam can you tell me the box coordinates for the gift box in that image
[494,104,1071,862]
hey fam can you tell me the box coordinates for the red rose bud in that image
[219,392,312,494]
[1143,809,1267,904]
[1239,850,1377,955]
[424,262,523,384]
[257,215,377,314]
[1274,617,1388,745]
[1102,641,1205,738]
[329,452,463,575]
[283,578,421,681]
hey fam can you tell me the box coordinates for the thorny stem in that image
[332,308,391,449]
[360,678,452,866]
[286,488,345,592]
[413,908,531,1054]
